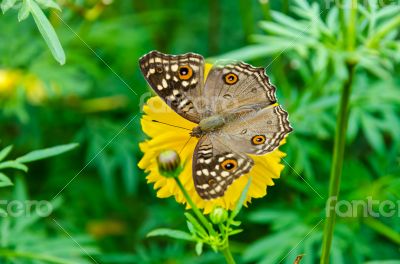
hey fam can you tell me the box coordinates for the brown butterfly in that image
[139,51,292,200]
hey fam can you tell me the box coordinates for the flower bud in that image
[210,207,228,224]
[157,150,181,178]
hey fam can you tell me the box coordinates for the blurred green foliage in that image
[0,0,399,263]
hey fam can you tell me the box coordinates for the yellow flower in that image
[0,69,47,104]
[138,64,288,214]
[22,73,47,105]
[0,69,21,96]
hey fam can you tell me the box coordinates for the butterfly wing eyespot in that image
[221,159,238,172]
[223,73,239,85]
[155,65,163,73]
[178,65,193,80]
[251,135,266,145]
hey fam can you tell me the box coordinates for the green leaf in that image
[29,0,66,64]
[271,11,309,34]
[0,145,13,162]
[376,6,400,21]
[230,177,252,220]
[16,143,78,163]
[1,0,17,13]
[0,161,28,172]
[186,221,196,235]
[228,229,243,236]
[243,225,308,262]
[259,21,305,40]
[230,220,241,226]
[184,212,208,238]
[326,7,338,33]
[0,172,13,187]
[361,114,385,154]
[211,45,266,61]
[195,241,203,256]
[147,228,194,241]
[18,0,30,21]
[35,0,61,11]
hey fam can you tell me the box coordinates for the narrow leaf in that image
[186,221,196,235]
[147,228,194,241]
[0,172,13,187]
[184,212,208,238]
[0,145,13,162]
[29,0,66,64]
[0,161,28,172]
[228,229,243,236]
[212,44,285,61]
[16,143,78,163]
[35,0,61,11]
[271,11,309,34]
[195,242,203,256]
[231,177,252,220]
[1,0,17,13]
[230,220,241,226]
[18,0,30,21]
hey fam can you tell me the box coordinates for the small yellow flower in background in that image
[138,64,288,214]
[0,69,21,96]
[22,73,47,105]
[0,69,47,105]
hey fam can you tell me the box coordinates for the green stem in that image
[320,62,356,264]
[221,240,236,264]
[174,177,236,264]
[174,177,216,236]
[0,249,75,264]
[338,0,346,48]
[259,0,272,21]
[347,0,357,51]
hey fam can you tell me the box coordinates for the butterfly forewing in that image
[139,51,205,123]
[202,61,277,116]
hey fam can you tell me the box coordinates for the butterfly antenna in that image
[179,136,193,155]
[150,120,192,131]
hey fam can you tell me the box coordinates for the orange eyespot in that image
[221,159,238,172]
[224,73,238,85]
[178,65,193,80]
[252,135,266,145]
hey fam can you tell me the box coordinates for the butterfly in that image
[139,51,292,200]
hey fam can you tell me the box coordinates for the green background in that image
[1,0,399,263]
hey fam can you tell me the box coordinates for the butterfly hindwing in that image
[193,135,254,199]
[221,105,293,155]
[139,51,205,123]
